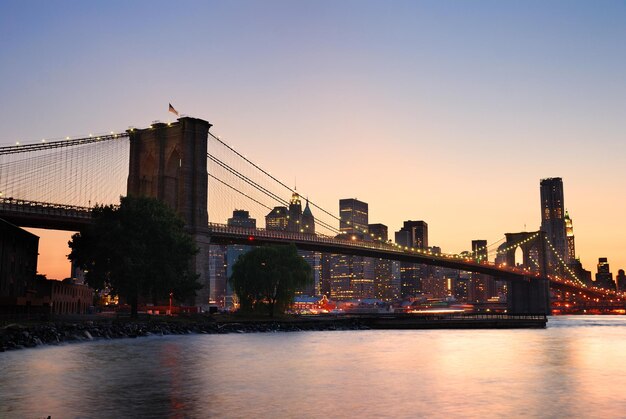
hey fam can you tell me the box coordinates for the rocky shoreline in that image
[0,317,366,352]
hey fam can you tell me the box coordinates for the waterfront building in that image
[227,209,256,228]
[540,177,569,272]
[0,219,39,316]
[35,277,93,315]
[595,257,615,290]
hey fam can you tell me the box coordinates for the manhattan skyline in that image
[1,1,624,279]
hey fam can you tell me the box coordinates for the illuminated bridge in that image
[1,117,619,314]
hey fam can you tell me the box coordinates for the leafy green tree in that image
[229,244,312,317]
[68,196,200,317]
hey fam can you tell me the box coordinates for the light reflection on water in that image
[2,315,626,418]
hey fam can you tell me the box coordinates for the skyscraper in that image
[595,257,614,290]
[564,210,576,262]
[329,199,375,300]
[617,269,626,292]
[395,220,428,298]
[540,177,569,272]
[339,198,368,236]
[401,220,428,249]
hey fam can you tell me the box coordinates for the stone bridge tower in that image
[127,117,212,307]
[503,230,551,314]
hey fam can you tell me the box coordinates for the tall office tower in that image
[564,210,576,262]
[540,177,569,272]
[227,209,256,228]
[617,269,626,292]
[472,240,488,263]
[373,257,394,301]
[401,220,428,249]
[287,191,302,232]
[298,250,321,296]
[595,257,615,290]
[395,220,428,298]
[329,254,375,300]
[367,223,394,300]
[470,239,494,302]
[266,206,288,230]
[320,253,332,297]
[339,198,368,236]
[395,230,421,297]
[208,244,227,307]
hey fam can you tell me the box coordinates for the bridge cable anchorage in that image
[0,132,129,156]
[208,132,343,224]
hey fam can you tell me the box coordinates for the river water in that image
[1,316,626,418]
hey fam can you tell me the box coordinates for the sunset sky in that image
[1,1,625,279]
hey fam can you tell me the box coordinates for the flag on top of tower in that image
[168,103,179,116]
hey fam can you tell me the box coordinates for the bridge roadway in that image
[0,198,540,282]
[2,198,607,293]
[0,198,92,231]
[206,223,541,282]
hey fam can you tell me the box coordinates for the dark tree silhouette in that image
[68,196,199,317]
[229,244,312,317]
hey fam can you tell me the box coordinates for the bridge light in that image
[16,141,19,145]
[66,136,70,140]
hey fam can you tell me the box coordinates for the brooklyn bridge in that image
[0,117,620,314]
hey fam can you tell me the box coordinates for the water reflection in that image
[1,316,626,418]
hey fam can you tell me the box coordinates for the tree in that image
[229,244,312,317]
[68,196,200,317]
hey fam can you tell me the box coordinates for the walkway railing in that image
[207,223,543,279]
[0,197,93,218]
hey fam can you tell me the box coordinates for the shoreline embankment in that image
[0,313,547,352]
